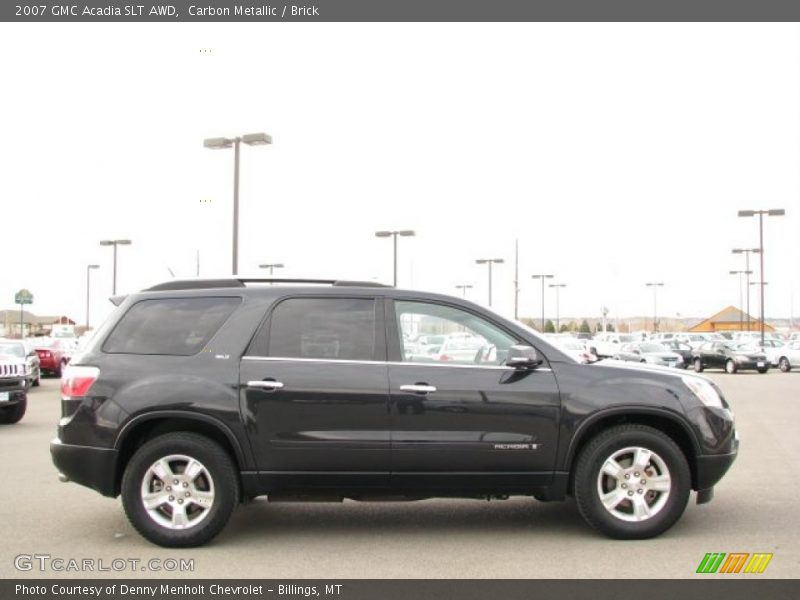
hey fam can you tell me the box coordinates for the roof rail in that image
[144,278,391,292]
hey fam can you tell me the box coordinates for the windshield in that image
[0,342,25,358]
[32,338,56,348]
[639,343,667,353]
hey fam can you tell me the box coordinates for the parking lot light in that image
[645,282,664,333]
[729,270,753,331]
[531,274,554,330]
[732,248,759,331]
[738,208,786,345]
[455,284,473,298]
[375,230,416,287]
[85,264,99,329]
[258,263,285,276]
[549,283,567,332]
[477,259,505,306]
[99,239,131,295]
[204,132,272,276]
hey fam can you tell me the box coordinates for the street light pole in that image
[375,230,416,286]
[513,239,519,320]
[645,282,664,333]
[738,208,785,345]
[549,283,567,332]
[259,263,285,276]
[455,284,473,298]
[204,132,272,276]
[531,274,554,330]
[476,259,504,306]
[85,264,99,329]
[99,239,132,295]
[732,248,760,332]
[729,270,752,331]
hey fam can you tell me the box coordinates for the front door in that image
[241,296,390,490]
[387,299,561,491]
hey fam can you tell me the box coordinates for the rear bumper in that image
[50,438,118,497]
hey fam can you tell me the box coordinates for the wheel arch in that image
[565,408,702,491]
[113,412,246,497]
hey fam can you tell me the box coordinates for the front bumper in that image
[50,438,119,497]
[695,436,739,495]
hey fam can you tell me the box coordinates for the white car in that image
[548,337,597,363]
[766,341,800,372]
[591,333,638,358]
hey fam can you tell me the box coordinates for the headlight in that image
[682,375,723,409]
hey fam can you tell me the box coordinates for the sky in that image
[1,23,799,328]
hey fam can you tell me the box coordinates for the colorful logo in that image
[696,552,773,574]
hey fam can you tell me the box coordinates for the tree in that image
[559,323,569,333]
[544,319,556,333]
[579,319,592,334]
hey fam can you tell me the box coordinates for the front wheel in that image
[573,424,690,539]
[0,397,27,424]
[757,367,768,374]
[725,359,738,374]
[693,358,704,373]
[779,357,791,373]
[121,432,239,547]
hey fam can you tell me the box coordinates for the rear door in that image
[241,296,390,490]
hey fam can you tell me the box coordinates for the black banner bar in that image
[5,580,800,600]
[3,0,800,23]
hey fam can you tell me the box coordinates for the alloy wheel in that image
[596,446,671,522]
[140,454,215,530]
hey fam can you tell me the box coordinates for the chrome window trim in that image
[241,355,552,372]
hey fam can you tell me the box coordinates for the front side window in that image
[264,298,377,361]
[103,297,240,356]
[395,301,519,365]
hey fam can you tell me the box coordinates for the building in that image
[688,306,774,333]
[0,310,76,338]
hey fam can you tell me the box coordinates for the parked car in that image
[659,339,693,368]
[31,337,71,377]
[613,342,684,368]
[590,333,639,358]
[52,278,738,547]
[765,340,800,372]
[691,341,768,374]
[546,336,598,363]
[0,351,28,423]
[0,338,41,387]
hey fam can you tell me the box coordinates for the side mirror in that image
[506,345,541,369]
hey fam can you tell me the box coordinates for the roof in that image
[688,305,774,332]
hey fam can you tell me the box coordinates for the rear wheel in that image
[121,432,239,547]
[693,358,704,373]
[573,424,690,539]
[757,367,768,374]
[725,359,738,374]
[0,397,27,424]
[779,357,791,373]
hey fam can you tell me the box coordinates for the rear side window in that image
[103,297,240,355]
[256,297,376,361]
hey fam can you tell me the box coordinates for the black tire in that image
[32,373,40,387]
[0,397,27,424]
[779,357,791,373]
[573,424,690,539]
[757,367,768,374]
[121,432,239,547]
[725,359,738,374]
[693,358,704,373]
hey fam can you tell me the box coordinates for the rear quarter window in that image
[102,297,241,356]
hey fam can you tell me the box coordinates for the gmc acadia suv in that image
[51,278,738,547]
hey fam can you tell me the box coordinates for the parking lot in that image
[1,371,798,579]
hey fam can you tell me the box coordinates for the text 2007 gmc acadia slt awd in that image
[52,278,738,547]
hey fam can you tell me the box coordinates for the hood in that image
[595,358,709,381]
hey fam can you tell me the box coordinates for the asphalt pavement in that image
[1,371,798,579]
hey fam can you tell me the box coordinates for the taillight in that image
[61,365,100,399]
[439,354,451,361]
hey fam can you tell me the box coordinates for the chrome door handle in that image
[247,380,284,390]
[400,384,437,394]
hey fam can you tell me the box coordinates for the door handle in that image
[400,384,437,394]
[247,380,284,390]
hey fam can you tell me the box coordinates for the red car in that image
[32,338,70,377]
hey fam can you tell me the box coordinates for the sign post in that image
[14,289,33,338]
